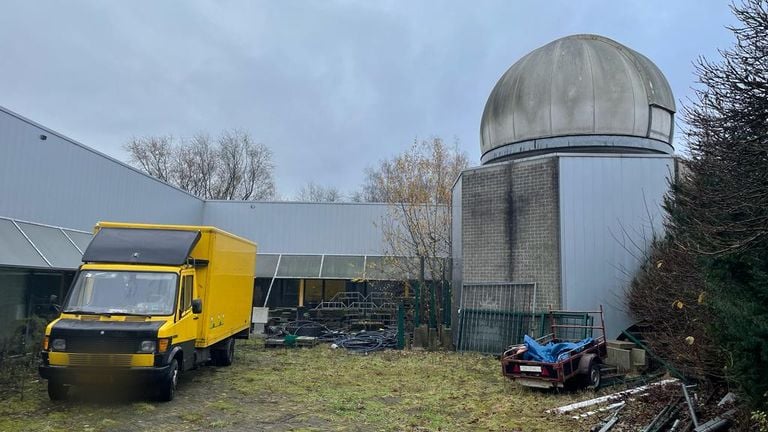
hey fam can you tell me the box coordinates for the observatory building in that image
[452,34,679,347]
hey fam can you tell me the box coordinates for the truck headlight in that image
[139,340,157,353]
[51,338,66,351]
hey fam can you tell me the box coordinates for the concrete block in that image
[631,348,646,367]
[607,339,636,350]
[251,323,265,335]
[440,325,453,350]
[428,328,439,350]
[606,346,632,372]
[413,325,430,349]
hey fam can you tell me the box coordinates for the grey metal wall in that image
[558,154,674,338]
[202,201,392,255]
[0,106,203,231]
[0,105,434,264]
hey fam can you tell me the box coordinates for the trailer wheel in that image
[584,362,601,390]
[158,359,179,402]
[47,380,69,401]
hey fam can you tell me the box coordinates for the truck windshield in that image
[64,271,178,316]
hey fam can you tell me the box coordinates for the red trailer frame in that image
[500,305,607,389]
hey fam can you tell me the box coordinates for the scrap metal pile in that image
[265,319,399,353]
[550,378,738,431]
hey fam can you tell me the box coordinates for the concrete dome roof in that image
[480,34,676,164]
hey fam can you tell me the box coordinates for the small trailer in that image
[501,306,607,389]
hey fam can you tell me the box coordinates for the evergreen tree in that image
[678,0,768,409]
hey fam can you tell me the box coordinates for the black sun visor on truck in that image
[82,227,201,266]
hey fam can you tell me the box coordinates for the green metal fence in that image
[455,282,595,355]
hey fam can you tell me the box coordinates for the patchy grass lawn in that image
[0,340,587,431]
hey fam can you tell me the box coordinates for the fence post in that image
[429,281,437,329]
[397,302,405,349]
[443,280,451,327]
[413,280,421,326]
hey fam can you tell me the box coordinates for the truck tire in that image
[583,361,601,390]
[158,358,179,402]
[47,380,69,401]
[214,338,235,367]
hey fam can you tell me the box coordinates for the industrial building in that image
[1,33,676,353]
[0,105,426,349]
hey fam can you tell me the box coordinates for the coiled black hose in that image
[333,329,398,354]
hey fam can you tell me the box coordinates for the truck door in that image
[176,270,198,370]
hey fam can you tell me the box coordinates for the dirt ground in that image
[0,340,599,432]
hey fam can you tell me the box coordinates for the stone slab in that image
[606,346,632,372]
[606,339,636,350]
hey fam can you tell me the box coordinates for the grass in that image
[0,339,587,431]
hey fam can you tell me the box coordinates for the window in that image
[180,275,193,314]
[64,271,178,316]
[304,279,323,306]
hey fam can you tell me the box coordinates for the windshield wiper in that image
[63,309,100,315]
[108,312,154,318]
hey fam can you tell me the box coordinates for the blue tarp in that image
[522,335,594,363]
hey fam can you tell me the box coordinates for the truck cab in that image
[39,222,256,401]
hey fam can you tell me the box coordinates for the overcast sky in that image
[0,1,737,198]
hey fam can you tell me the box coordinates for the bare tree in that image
[125,130,275,200]
[360,137,468,325]
[295,182,343,202]
[125,135,174,182]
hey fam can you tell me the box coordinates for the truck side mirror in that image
[192,299,202,314]
[49,294,61,313]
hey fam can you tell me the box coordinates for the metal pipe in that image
[263,254,282,307]
[682,383,699,428]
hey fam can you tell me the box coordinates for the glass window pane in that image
[267,279,298,307]
[16,222,83,269]
[323,280,346,301]
[321,255,364,279]
[255,254,279,277]
[304,279,323,306]
[276,255,321,278]
[63,230,93,254]
[0,219,48,267]
[365,256,419,280]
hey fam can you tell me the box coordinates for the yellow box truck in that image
[38,222,256,401]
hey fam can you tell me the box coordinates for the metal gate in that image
[456,282,537,355]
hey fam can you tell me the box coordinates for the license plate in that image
[520,365,542,373]
[80,374,113,384]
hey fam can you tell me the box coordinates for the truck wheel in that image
[47,380,69,401]
[158,359,179,402]
[221,338,235,366]
[584,362,601,390]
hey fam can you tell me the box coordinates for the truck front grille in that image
[66,337,141,354]
[67,353,134,368]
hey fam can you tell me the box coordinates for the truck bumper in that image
[39,364,170,386]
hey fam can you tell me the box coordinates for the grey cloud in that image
[0,0,735,196]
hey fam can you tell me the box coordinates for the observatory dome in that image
[480,34,676,164]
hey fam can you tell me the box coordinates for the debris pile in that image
[265,319,399,353]
[551,379,738,431]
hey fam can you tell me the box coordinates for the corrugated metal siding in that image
[0,107,203,231]
[558,155,674,338]
[202,201,395,255]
